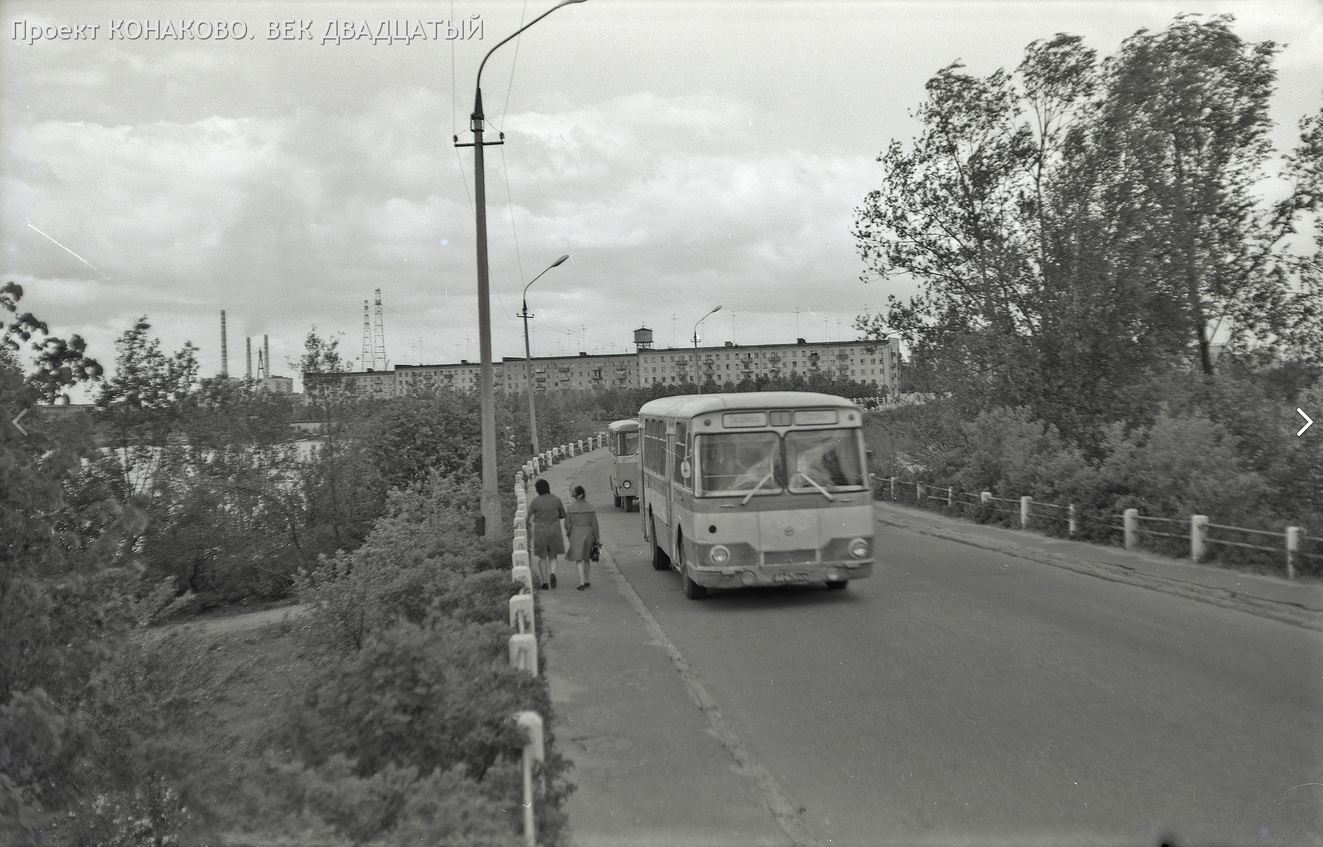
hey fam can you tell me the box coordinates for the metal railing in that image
[877,476,1316,580]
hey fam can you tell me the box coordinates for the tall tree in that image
[855,15,1316,435]
[0,287,136,841]
[93,318,199,508]
[1087,14,1285,374]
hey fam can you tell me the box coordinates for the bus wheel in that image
[650,517,670,571]
[613,493,622,508]
[826,579,848,591]
[626,497,637,513]
[678,536,708,599]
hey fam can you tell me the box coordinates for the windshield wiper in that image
[794,471,836,501]
[740,471,776,506]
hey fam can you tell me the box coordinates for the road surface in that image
[546,455,1323,847]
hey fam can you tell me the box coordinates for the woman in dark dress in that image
[528,478,566,589]
[565,485,601,590]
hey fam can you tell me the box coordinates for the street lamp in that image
[455,0,587,538]
[518,254,570,456]
[692,305,721,394]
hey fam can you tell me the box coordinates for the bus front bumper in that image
[689,560,874,589]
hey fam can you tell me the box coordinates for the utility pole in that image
[454,0,587,539]
[693,305,721,394]
[519,254,569,456]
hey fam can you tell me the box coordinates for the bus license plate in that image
[772,572,810,584]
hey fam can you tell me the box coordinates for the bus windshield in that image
[698,432,783,494]
[785,429,866,492]
[696,428,866,497]
[618,431,640,455]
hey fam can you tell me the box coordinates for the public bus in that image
[638,391,874,599]
[608,418,641,512]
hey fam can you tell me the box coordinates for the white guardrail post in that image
[947,486,954,508]
[1190,514,1208,563]
[915,482,925,504]
[1285,527,1300,580]
[889,477,897,501]
[509,593,535,638]
[509,632,538,676]
[1068,504,1077,538]
[981,491,991,506]
[1020,496,1032,529]
[1123,509,1138,550]
[514,711,545,847]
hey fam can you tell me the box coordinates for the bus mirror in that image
[680,460,692,480]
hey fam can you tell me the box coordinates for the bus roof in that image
[608,418,640,433]
[638,391,860,420]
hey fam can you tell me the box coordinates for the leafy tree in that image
[297,326,347,374]
[854,15,1319,439]
[1084,15,1291,374]
[1,281,103,402]
[93,318,199,508]
[0,287,140,842]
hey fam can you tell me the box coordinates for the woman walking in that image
[528,478,566,589]
[565,485,601,590]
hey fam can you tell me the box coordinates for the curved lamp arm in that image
[522,254,570,312]
[477,0,588,94]
[692,305,722,342]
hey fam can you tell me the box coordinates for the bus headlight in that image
[848,537,870,558]
[708,545,731,565]
[622,479,632,489]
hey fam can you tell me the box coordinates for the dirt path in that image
[149,603,308,639]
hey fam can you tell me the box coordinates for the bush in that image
[862,376,1311,573]
[946,407,1091,501]
[1080,406,1268,525]
[263,754,524,847]
[295,473,511,653]
[282,466,575,845]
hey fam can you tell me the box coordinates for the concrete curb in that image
[874,504,1323,633]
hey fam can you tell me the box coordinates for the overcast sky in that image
[3,0,1320,388]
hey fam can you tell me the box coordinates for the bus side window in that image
[672,423,689,489]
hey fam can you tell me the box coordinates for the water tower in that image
[633,326,654,351]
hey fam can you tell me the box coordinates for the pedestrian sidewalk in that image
[875,500,1323,631]
[529,449,791,847]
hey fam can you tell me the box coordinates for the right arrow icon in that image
[1299,408,1315,437]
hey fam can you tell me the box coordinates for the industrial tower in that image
[358,291,389,371]
[371,289,388,371]
[361,300,372,371]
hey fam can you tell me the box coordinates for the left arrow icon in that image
[1299,408,1315,437]
[12,408,29,436]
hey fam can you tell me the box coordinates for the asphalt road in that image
[558,456,1323,847]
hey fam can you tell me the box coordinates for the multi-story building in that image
[304,328,899,398]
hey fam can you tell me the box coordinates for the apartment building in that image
[304,331,898,398]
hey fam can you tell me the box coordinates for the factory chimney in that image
[245,337,253,379]
[220,310,229,377]
[264,335,271,379]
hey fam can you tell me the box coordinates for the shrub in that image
[1081,406,1268,524]
[283,465,574,846]
[945,406,1091,501]
[259,754,523,847]
[295,472,512,653]
[283,617,571,845]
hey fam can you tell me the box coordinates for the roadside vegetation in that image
[853,15,1322,573]
[2,289,588,844]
